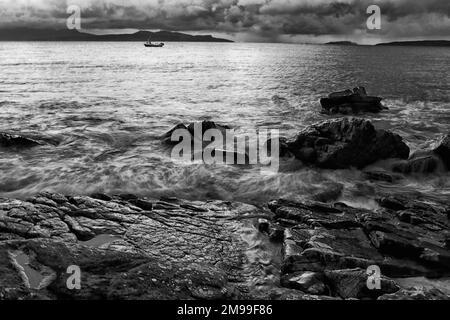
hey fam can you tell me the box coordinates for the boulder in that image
[392,133,450,174]
[320,87,386,114]
[283,118,409,169]
[0,132,42,148]
[324,268,399,299]
[432,133,450,169]
[161,121,230,146]
[363,170,403,183]
[280,271,327,295]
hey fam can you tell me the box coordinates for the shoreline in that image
[1,117,449,300]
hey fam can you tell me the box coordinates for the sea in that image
[0,42,449,206]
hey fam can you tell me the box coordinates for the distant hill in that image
[0,28,233,42]
[376,40,450,47]
[325,41,358,46]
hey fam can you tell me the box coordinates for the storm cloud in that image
[0,0,449,43]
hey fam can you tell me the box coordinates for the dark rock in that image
[320,87,385,114]
[392,155,442,174]
[363,170,403,183]
[257,218,270,234]
[0,132,42,148]
[161,123,188,145]
[90,193,112,201]
[0,239,240,300]
[393,133,450,174]
[432,133,450,169]
[187,120,230,137]
[378,287,450,300]
[268,227,285,243]
[377,196,407,211]
[324,268,399,299]
[270,197,450,294]
[162,121,229,146]
[0,192,270,300]
[284,118,409,169]
[280,271,327,295]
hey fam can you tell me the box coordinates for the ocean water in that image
[0,42,449,205]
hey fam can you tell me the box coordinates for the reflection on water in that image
[0,42,449,204]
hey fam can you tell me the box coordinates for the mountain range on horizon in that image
[0,28,233,42]
[0,28,449,46]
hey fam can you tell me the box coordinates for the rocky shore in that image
[1,190,449,300]
[1,116,449,300]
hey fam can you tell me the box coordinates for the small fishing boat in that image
[144,37,164,47]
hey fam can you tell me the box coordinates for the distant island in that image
[325,41,358,46]
[376,40,450,47]
[0,28,233,42]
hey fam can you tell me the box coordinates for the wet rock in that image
[377,196,407,211]
[0,132,42,148]
[0,192,268,300]
[283,118,409,169]
[363,170,403,183]
[432,133,450,169]
[393,133,450,174]
[269,197,450,296]
[161,121,229,146]
[257,218,270,234]
[324,268,399,299]
[392,155,443,174]
[378,287,450,300]
[320,87,386,114]
[0,239,240,300]
[280,271,327,295]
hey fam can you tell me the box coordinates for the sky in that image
[0,0,449,44]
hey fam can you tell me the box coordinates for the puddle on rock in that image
[81,234,122,247]
[9,251,45,289]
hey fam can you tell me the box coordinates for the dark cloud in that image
[0,0,449,43]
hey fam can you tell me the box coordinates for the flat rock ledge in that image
[1,192,449,300]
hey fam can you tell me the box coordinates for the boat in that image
[144,37,164,47]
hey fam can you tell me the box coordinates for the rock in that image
[161,123,188,145]
[392,155,443,174]
[0,192,271,300]
[187,120,230,137]
[378,287,450,300]
[161,121,230,146]
[0,132,42,148]
[393,133,450,174]
[432,133,450,169]
[320,87,385,114]
[324,268,399,299]
[283,118,409,169]
[363,170,403,183]
[280,271,327,295]
[269,196,450,295]
[257,218,270,233]
[161,121,247,164]
[1,192,449,300]
[0,239,240,300]
[377,196,407,211]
